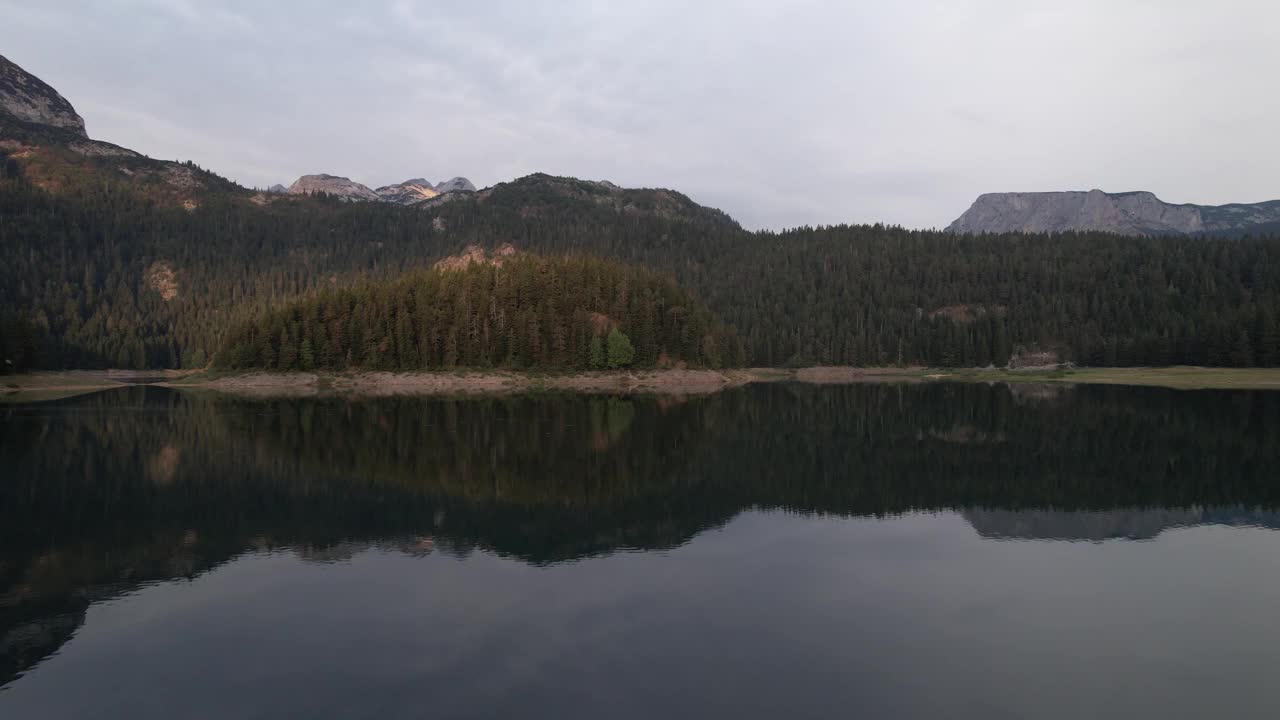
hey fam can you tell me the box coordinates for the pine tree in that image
[277,328,298,370]
[1231,331,1255,367]
[589,335,605,369]
[299,338,315,371]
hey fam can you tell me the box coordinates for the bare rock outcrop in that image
[432,243,517,272]
[287,174,381,202]
[433,176,477,193]
[374,178,439,204]
[285,176,475,205]
[948,189,1280,236]
[0,54,86,137]
[145,261,179,301]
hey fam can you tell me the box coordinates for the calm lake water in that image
[3,383,1280,719]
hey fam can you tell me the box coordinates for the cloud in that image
[1,0,1278,229]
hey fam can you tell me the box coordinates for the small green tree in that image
[606,328,635,368]
[300,338,315,370]
[277,328,298,370]
[588,335,605,369]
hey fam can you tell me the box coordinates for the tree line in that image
[2,157,1280,371]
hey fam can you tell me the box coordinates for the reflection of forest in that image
[2,383,1279,686]
[964,508,1280,542]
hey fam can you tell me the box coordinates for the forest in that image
[212,253,743,371]
[2,151,1280,371]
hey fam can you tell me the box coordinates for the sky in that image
[2,0,1277,230]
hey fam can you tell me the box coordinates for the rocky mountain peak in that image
[948,190,1280,236]
[434,177,477,193]
[281,175,477,205]
[374,178,439,204]
[286,174,381,202]
[0,54,87,137]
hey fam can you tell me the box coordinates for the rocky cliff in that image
[0,54,237,205]
[0,53,86,137]
[949,189,1280,236]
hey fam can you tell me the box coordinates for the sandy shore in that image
[793,366,932,384]
[9,366,1280,401]
[160,368,775,397]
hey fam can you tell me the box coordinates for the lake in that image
[3,382,1280,719]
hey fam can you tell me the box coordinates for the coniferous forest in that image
[3,150,1280,371]
[213,254,743,371]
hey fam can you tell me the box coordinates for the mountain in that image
[0,54,238,205]
[3,52,1280,371]
[423,173,738,229]
[286,176,476,204]
[0,53,85,137]
[434,176,476,193]
[286,173,380,201]
[374,177,438,204]
[266,183,288,194]
[949,189,1280,236]
[374,176,477,204]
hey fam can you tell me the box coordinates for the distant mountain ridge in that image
[0,52,725,229]
[949,189,1280,237]
[289,174,475,204]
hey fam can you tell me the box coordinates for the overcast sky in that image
[2,0,1277,229]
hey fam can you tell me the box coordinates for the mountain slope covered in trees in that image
[3,150,1280,370]
[2,54,1280,371]
[213,251,743,371]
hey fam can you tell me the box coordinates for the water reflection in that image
[964,508,1280,541]
[2,382,1279,690]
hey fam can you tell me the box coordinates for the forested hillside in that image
[213,252,743,371]
[2,150,1280,370]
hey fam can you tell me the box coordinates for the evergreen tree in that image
[589,336,605,369]
[606,328,636,369]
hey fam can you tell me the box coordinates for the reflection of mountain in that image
[963,508,1280,542]
[3,383,1280,686]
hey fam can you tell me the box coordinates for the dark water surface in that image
[3,383,1280,719]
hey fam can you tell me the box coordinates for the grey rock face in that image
[291,176,475,205]
[948,189,1280,236]
[266,184,288,194]
[0,54,87,137]
[287,174,381,202]
[434,176,476,194]
[374,178,439,204]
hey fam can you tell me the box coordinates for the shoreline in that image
[157,368,788,397]
[160,366,1280,395]
[5,366,1280,400]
